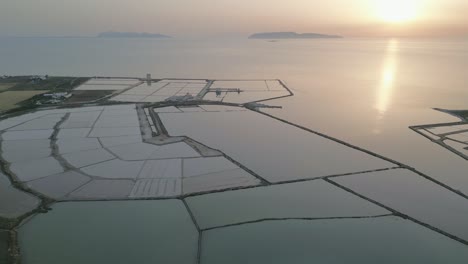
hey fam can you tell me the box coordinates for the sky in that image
[1,0,467,37]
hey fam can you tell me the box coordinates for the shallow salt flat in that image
[93,115,139,128]
[7,114,64,131]
[61,110,104,118]
[427,124,468,135]
[59,111,101,129]
[1,139,50,153]
[223,90,290,103]
[62,148,115,168]
[184,83,207,89]
[56,128,91,138]
[130,179,182,198]
[153,106,182,113]
[140,95,171,102]
[203,90,290,103]
[122,90,152,96]
[201,217,468,264]
[0,118,31,131]
[0,231,7,263]
[183,157,238,177]
[266,80,287,91]
[138,159,182,179]
[0,172,40,218]
[201,93,223,102]
[57,138,101,154]
[84,78,140,85]
[99,111,136,118]
[177,106,205,112]
[68,180,134,199]
[81,159,144,179]
[176,88,203,96]
[64,106,105,113]
[163,79,206,83]
[100,107,137,115]
[146,81,170,89]
[10,157,64,182]
[159,111,394,183]
[211,81,270,91]
[18,201,198,264]
[164,82,186,89]
[74,84,131,91]
[98,135,142,147]
[183,169,260,194]
[186,180,389,229]
[1,139,51,163]
[152,87,183,96]
[123,87,155,95]
[1,129,53,140]
[444,139,468,155]
[87,126,141,137]
[108,142,160,160]
[198,105,245,112]
[417,129,440,140]
[0,112,51,131]
[101,104,136,111]
[447,132,468,142]
[333,169,468,241]
[148,142,200,159]
[161,79,206,83]
[97,114,138,123]
[110,95,146,102]
[119,82,167,95]
[26,171,90,199]
[4,112,46,120]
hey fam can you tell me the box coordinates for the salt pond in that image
[159,110,395,183]
[111,80,207,103]
[18,201,198,264]
[0,230,8,264]
[332,169,468,241]
[0,75,467,262]
[201,217,468,264]
[75,78,140,91]
[186,179,389,229]
[0,172,39,218]
[0,104,263,201]
[1,37,467,262]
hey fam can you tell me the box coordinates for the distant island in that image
[98,31,171,38]
[249,32,342,39]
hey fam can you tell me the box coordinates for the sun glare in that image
[375,0,420,23]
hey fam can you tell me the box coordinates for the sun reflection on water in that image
[374,39,399,134]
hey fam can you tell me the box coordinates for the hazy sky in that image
[1,0,467,37]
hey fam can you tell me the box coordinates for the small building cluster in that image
[29,75,48,83]
[36,92,72,105]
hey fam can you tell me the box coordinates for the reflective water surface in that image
[2,38,467,191]
[202,217,468,264]
[18,201,198,264]
[1,37,468,262]
[0,230,7,264]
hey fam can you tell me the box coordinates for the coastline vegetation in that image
[0,76,89,114]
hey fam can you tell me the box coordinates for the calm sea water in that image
[1,36,468,193]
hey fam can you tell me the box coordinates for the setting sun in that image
[375,0,421,23]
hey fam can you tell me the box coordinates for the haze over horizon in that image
[1,0,468,38]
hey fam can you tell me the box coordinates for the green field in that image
[0,76,90,113]
[0,91,47,112]
[0,83,16,91]
[0,77,89,92]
